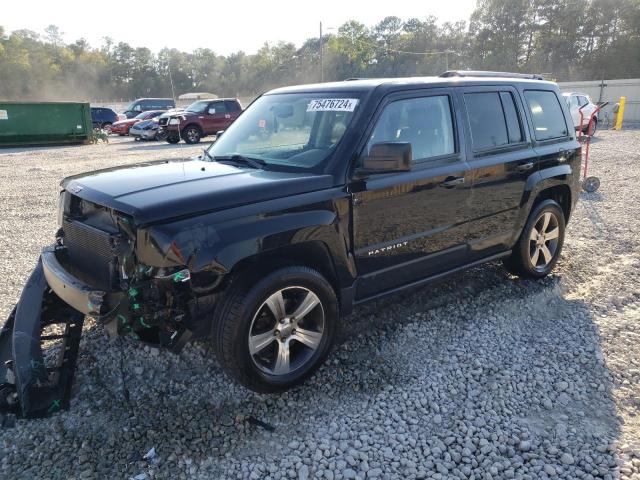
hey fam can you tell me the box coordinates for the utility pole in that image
[320,21,324,83]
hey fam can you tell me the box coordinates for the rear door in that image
[224,100,242,125]
[351,89,473,299]
[460,86,539,258]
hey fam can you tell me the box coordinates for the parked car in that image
[157,98,242,144]
[109,110,165,136]
[129,118,160,141]
[562,92,599,135]
[0,71,583,417]
[122,98,175,119]
[90,107,119,130]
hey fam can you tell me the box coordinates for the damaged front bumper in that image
[0,245,195,418]
[0,258,84,418]
[42,245,125,319]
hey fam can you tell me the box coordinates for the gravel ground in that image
[1,131,640,480]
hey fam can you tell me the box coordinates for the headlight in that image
[168,118,180,125]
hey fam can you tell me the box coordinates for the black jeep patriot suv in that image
[0,71,581,417]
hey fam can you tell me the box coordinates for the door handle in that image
[516,162,534,172]
[439,176,465,188]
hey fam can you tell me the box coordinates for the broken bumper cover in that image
[41,246,124,319]
[0,257,85,418]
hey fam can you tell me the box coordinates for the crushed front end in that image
[0,191,201,418]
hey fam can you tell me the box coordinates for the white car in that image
[562,92,599,135]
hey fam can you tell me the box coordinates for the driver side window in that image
[208,102,227,114]
[366,95,455,162]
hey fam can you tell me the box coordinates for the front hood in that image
[62,160,332,225]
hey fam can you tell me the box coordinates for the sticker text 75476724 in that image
[307,98,358,112]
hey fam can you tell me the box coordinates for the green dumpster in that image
[0,102,93,147]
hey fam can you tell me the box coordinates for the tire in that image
[102,122,112,132]
[182,125,202,144]
[504,199,566,279]
[166,135,180,144]
[213,266,338,393]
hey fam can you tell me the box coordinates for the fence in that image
[558,78,640,125]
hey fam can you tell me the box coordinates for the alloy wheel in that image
[528,211,560,271]
[248,287,325,376]
[186,128,200,143]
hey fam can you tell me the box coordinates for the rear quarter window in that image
[524,90,569,141]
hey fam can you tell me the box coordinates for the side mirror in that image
[358,142,412,175]
[216,130,225,137]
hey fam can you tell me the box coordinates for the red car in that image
[157,99,243,144]
[108,110,165,136]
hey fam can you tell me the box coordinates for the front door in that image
[351,90,473,299]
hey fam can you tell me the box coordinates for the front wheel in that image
[166,135,180,144]
[504,200,566,278]
[213,266,338,393]
[182,126,201,144]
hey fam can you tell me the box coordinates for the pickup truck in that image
[157,98,243,144]
[0,72,581,417]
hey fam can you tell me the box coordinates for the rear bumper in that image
[41,246,123,318]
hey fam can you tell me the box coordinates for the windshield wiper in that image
[213,154,266,169]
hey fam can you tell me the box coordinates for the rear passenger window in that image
[465,92,510,150]
[524,90,569,141]
[225,101,240,112]
[366,95,455,161]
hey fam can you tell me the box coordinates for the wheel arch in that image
[532,184,572,223]
[224,240,341,296]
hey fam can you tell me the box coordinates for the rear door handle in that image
[439,176,465,188]
[516,162,534,172]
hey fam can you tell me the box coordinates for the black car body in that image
[90,107,119,129]
[0,72,581,417]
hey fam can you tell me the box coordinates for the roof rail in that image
[344,77,365,81]
[439,70,545,80]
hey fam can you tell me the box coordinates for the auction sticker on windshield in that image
[307,99,358,112]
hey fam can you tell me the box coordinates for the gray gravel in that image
[1,132,640,479]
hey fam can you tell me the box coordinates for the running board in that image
[353,250,511,306]
[0,259,84,418]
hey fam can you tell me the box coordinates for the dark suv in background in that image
[157,98,243,144]
[0,71,581,417]
[90,107,119,130]
[122,98,175,119]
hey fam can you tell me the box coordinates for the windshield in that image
[186,101,210,114]
[206,93,360,171]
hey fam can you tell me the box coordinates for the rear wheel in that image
[213,266,337,393]
[504,200,566,278]
[182,125,202,144]
[101,122,112,132]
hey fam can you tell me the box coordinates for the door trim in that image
[353,250,511,304]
